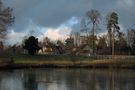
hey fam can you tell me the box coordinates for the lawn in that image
[0,53,135,68]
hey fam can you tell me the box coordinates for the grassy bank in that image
[0,53,135,69]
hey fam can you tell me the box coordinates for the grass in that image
[0,53,135,68]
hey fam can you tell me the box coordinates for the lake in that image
[0,68,134,90]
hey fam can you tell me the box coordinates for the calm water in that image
[0,69,134,90]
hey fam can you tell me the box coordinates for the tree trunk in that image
[112,28,115,56]
[93,22,95,55]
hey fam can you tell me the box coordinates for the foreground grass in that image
[0,53,135,68]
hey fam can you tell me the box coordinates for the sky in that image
[2,0,135,45]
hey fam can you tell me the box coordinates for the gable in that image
[82,45,92,51]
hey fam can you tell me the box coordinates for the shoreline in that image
[0,60,135,70]
[0,54,135,70]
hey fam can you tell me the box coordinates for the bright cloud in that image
[6,24,72,45]
[40,25,72,41]
[6,30,26,45]
[6,25,71,45]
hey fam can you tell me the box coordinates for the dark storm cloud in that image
[3,0,135,32]
[3,0,92,31]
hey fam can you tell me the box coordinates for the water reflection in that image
[0,69,134,90]
[0,70,24,90]
[24,70,37,90]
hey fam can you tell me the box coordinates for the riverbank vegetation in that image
[0,53,135,69]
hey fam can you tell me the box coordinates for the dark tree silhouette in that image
[23,36,40,55]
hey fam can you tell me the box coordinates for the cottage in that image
[76,44,93,56]
[38,45,53,55]
[38,45,65,55]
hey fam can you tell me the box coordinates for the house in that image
[75,44,93,56]
[38,44,64,55]
[38,45,53,55]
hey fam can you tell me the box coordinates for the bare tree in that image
[127,29,135,46]
[80,18,89,42]
[70,32,80,46]
[0,0,14,40]
[127,29,135,54]
[86,9,101,55]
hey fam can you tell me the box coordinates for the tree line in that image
[70,9,135,55]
